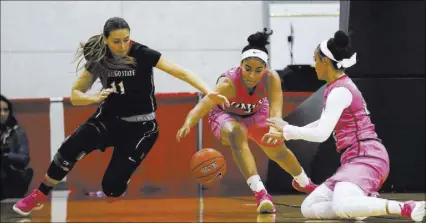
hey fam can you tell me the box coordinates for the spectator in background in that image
[1,94,33,200]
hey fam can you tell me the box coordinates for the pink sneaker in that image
[254,189,276,214]
[13,189,46,216]
[292,179,317,194]
[401,200,425,222]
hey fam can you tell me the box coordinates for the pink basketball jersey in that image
[219,67,268,116]
[323,75,379,152]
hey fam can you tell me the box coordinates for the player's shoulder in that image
[265,69,280,80]
[130,41,149,53]
[131,41,162,55]
[328,87,352,103]
[215,76,235,98]
[266,68,279,76]
[263,69,280,86]
[130,41,162,65]
[217,75,233,86]
[216,69,236,90]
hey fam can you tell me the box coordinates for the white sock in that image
[387,200,404,215]
[293,169,310,187]
[247,175,266,193]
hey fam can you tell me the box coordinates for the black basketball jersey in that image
[85,41,161,117]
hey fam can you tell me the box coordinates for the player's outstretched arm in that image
[70,70,113,106]
[266,87,351,142]
[176,78,234,142]
[155,56,229,106]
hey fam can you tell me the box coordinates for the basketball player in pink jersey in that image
[265,30,425,222]
[176,29,317,214]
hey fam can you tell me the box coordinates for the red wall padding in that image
[10,99,51,195]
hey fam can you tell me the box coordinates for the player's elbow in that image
[70,91,79,105]
[307,132,330,143]
[70,94,78,106]
[314,132,332,143]
[70,89,85,106]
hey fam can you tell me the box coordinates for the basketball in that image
[190,148,227,186]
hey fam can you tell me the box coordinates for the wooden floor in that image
[1,192,424,222]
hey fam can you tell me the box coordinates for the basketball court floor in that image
[1,191,423,222]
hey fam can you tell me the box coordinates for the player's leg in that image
[221,121,275,213]
[301,164,374,220]
[219,121,257,179]
[252,138,316,192]
[13,119,108,216]
[319,150,424,222]
[101,119,159,198]
[332,181,425,222]
[300,183,338,219]
[329,153,424,222]
[245,102,316,193]
[209,109,259,180]
[209,109,274,213]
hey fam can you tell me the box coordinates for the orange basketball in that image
[190,148,227,186]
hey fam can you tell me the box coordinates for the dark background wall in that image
[267,0,425,194]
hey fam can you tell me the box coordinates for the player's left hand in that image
[176,125,191,142]
[266,117,288,132]
[263,129,285,141]
[206,91,230,109]
[261,127,281,145]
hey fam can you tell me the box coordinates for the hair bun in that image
[333,30,350,48]
[247,28,273,48]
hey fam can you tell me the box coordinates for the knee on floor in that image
[300,198,316,218]
[102,180,127,198]
[332,199,345,218]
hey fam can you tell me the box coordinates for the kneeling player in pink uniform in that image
[266,30,425,222]
[176,29,317,214]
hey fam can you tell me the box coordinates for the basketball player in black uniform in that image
[13,17,229,216]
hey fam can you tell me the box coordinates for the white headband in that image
[319,40,357,69]
[241,49,269,64]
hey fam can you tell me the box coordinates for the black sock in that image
[38,183,54,196]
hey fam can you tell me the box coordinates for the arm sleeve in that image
[302,120,320,128]
[283,87,352,142]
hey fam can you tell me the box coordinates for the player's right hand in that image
[94,88,115,103]
[266,117,288,132]
[176,125,191,142]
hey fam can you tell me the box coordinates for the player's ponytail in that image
[74,34,107,74]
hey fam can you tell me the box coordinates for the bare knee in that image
[266,146,290,162]
[102,177,127,198]
[220,122,247,151]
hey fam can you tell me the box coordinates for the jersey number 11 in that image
[110,81,125,95]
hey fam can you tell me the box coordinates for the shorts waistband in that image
[121,112,156,122]
[216,106,256,118]
[339,138,382,153]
